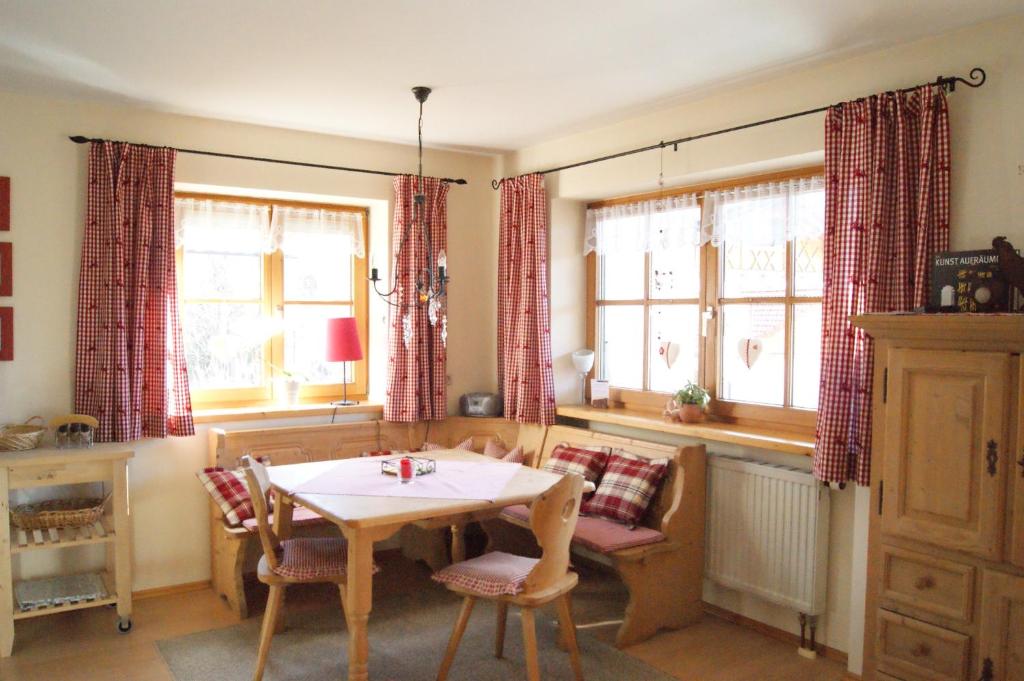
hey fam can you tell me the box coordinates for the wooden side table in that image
[0,445,134,656]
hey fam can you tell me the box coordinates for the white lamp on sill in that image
[571,349,595,405]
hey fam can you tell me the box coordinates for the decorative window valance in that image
[584,194,700,255]
[701,176,825,247]
[173,198,365,258]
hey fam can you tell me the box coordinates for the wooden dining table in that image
[266,449,566,681]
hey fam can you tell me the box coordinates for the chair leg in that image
[272,586,287,634]
[254,585,284,681]
[495,600,509,659]
[437,597,476,681]
[556,594,584,681]
[521,607,541,681]
[338,582,348,620]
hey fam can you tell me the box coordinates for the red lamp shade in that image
[326,317,363,362]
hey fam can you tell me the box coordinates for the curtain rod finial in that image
[69,135,90,144]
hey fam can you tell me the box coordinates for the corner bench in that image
[207,416,543,619]
[483,424,706,648]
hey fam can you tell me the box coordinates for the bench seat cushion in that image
[242,506,325,532]
[500,505,665,554]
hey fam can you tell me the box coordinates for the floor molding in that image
[701,601,848,666]
[134,579,212,601]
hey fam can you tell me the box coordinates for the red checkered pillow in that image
[421,437,475,452]
[581,451,669,526]
[484,439,526,465]
[196,467,253,526]
[542,445,608,484]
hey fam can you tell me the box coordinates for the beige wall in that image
[0,90,500,589]
[508,16,1024,673]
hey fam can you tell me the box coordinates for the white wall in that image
[0,90,500,590]
[508,16,1024,673]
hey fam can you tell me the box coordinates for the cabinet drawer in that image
[881,546,975,623]
[877,610,971,681]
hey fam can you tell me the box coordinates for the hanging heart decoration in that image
[658,341,679,369]
[737,338,763,369]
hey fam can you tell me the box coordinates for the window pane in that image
[598,305,643,390]
[794,236,824,297]
[720,303,785,406]
[284,304,353,385]
[721,242,786,297]
[182,302,264,388]
[791,303,822,409]
[598,252,644,300]
[284,233,353,301]
[183,251,262,300]
[648,305,699,393]
[650,246,700,299]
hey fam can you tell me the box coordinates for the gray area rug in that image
[157,579,675,681]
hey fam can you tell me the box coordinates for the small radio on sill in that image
[459,392,502,417]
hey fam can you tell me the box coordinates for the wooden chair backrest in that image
[524,473,584,594]
[241,455,280,570]
[534,425,705,541]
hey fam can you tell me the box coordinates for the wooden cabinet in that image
[979,571,1024,681]
[854,315,1024,681]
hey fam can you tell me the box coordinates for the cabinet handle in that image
[914,575,936,590]
[986,440,998,477]
[978,657,993,681]
[911,643,931,658]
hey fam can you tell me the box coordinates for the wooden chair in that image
[241,455,354,681]
[433,473,586,681]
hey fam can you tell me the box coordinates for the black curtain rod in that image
[67,135,469,185]
[491,67,987,190]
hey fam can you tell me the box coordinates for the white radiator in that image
[705,454,830,616]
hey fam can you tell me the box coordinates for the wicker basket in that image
[11,496,109,530]
[0,416,46,451]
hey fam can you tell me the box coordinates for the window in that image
[587,169,824,429]
[175,194,368,408]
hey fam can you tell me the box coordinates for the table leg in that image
[0,467,13,657]
[111,461,132,622]
[345,531,375,681]
[450,524,466,564]
[273,494,295,541]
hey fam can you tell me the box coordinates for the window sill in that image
[193,402,384,425]
[556,405,815,457]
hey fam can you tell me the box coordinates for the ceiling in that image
[1,1,1021,152]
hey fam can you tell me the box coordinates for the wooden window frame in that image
[586,166,823,434]
[175,192,369,409]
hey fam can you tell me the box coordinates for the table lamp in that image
[571,349,595,405]
[326,317,363,406]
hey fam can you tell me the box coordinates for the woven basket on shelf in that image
[0,416,46,451]
[11,496,109,530]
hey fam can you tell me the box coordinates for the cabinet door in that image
[882,350,1009,560]
[1012,362,1024,568]
[979,571,1024,681]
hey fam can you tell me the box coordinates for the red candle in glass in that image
[399,457,414,483]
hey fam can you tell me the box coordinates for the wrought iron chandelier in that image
[369,86,449,325]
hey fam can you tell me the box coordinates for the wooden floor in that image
[0,552,847,681]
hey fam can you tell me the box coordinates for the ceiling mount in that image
[412,86,432,104]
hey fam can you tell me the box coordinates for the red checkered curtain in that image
[384,175,449,421]
[75,142,194,441]
[498,174,556,425]
[813,85,950,485]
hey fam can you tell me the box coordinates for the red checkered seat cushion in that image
[271,537,382,580]
[500,504,665,554]
[581,451,669,526]
[432,551,539,597]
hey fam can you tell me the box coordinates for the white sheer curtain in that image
[701,176,825,246]
[270,205,365,258]
[585,194,700,255]
[174,197,272,252]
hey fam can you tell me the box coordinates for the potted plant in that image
[273,366,306,406]
[665,381,710,424]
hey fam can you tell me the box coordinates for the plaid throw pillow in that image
[484,438,526,464]
[421,437,475,452]
[581,451,669,526]
[196,467,253,526]
[542,445,609,484]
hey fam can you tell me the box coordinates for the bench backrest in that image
[535,425,706,544]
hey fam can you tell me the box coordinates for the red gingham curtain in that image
[75,142,194,442]
[813,85,950,485]
[384,175,449,422]
[498,174,556,425]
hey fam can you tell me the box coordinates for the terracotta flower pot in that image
[678,403,705,424]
